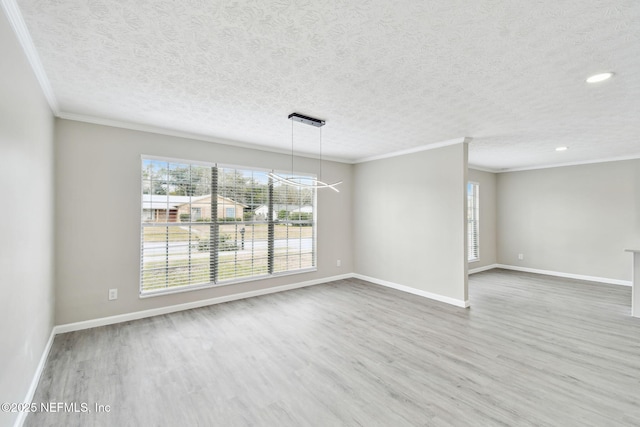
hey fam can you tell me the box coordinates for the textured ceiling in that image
[12,0,640,170]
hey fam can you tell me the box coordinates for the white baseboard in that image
[469,264,499,274]
[14,328,56,427]
[54,274,353,334]
[352,274,470,308]
[55,271,473,334]
[495,264,631,286]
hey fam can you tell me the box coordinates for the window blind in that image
[467,182,480,262]
[140,158,316,295]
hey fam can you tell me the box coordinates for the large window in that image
[467,182,479,262]
[140,157,316,295]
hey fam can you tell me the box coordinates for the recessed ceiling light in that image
[586,72,614,83]
[555,146,568,152]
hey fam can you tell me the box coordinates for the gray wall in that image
[353,143,469,302]
[0,10,55,427]
[497,160,640,281]
[468,168,497,270]
[54,119,353,324]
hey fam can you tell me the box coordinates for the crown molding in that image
[496,153,640,173]
[468,164,500,173]
[2,0,59,115]
[57,112,353,164]
[59,113,476,167]
[354,136,472,164]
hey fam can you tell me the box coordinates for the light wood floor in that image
[26,270,640,426]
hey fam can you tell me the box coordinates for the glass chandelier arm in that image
[268,172,342,192]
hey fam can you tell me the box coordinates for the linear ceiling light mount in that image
[268,113,342,192]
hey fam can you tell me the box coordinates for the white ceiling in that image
[10,0,640,171]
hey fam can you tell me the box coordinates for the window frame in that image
[139,155,317,298]
[467,181,480,263]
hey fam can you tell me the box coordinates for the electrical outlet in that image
[518,254,524,260]
[108,289,118,301]
[337,259,341,267]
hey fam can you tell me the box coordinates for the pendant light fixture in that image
[268,113,342,192]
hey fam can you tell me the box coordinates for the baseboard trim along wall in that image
[468,264,499,274]
[14,329,56,427]
[55,272,474,334]
[55,274,354,334]
[48,266,630,334]
[353,273,470,308]
[470,263,631,286]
